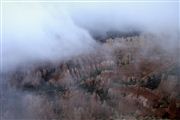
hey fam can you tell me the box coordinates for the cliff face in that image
[2,33,180,119]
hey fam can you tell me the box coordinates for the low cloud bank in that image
[2,2,179,72]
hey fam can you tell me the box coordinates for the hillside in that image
[2,33,180,120]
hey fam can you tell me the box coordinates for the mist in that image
[2,3,96,72]
[1,1,180,119]
[1,2,179,72]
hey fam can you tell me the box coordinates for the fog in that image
[0,1,179,119]
[1,1,179,71]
